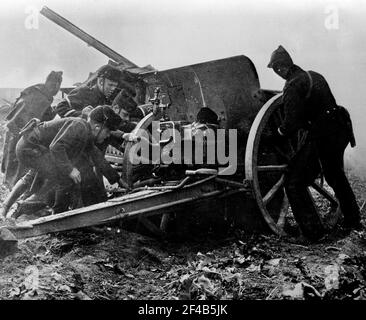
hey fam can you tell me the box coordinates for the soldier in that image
[56,64,138,146]
[1,71,63,188]
[55,64,121,118]
[111,86,144,123]
[52,64,136,207]
[13,105,126,214]
[268,45,361,241]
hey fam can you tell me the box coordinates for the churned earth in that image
[0,115,366,300]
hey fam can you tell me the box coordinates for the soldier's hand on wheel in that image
[82,106,93,117]
[69,167,81,184]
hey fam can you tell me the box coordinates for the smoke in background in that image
[0,0,365,175]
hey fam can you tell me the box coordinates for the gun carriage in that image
[0,7,339,245]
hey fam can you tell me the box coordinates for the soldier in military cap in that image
[13,105,126,215]
[268,45,361,241]
[55,64,122,118]
[1,71,63,189]
[55,64,139,147]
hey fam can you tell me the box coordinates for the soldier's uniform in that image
[15,112,121,214]
[1,71,62,188]
[55,84,109,118]
[55,64,124,118]
[268,46,360,240]
[112,88,143,122]
[55,65,137,143]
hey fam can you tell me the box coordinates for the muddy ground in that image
[0,116,366,300]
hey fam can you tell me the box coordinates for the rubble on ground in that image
[0,118,365,300]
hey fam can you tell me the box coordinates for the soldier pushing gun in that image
[12,106,128,216]
[268,45,361,242]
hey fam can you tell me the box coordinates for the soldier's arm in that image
[55,87,91,118]
[89,145,120,184]
[106,130,127,150]
[55,99,79,118]
[279,79,307,136]
[112,88,138,115]
[40,106,56,122]
[49,120,89,176]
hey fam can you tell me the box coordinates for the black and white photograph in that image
[0,0,366,306]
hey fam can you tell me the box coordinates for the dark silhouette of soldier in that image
[268,45,361,241]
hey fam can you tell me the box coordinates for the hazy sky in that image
[1,0,366,171]
[0,0,364,88]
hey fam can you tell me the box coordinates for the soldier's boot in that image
[52,186,73,214]
[11,179,55,219]
[285,185,326,242]
[22,179,54,205]
[0,177,30,218]
[11,202,49,220]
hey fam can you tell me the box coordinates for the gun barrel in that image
[40,6,138,68]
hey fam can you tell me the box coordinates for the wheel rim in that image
[245,93,340,235]
[122,112,156,188]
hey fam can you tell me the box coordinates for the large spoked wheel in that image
[245,93,340,236]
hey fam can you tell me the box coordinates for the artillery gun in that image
[0,7,340,247]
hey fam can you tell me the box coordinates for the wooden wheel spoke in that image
[276,194,288,227]
[263,175,285,205]
[257,164,287,172]
[310,182,338,206]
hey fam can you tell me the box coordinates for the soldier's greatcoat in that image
[55,84,109,118]
[1,84,55,188]
[16,117,120,213]
[17,117,119,182]
[280,64,360,239]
